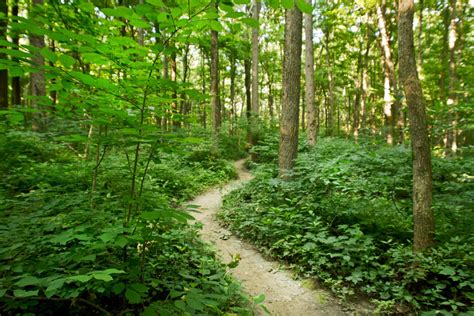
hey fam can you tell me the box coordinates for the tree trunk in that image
[170,50,180,129]
[230,53,236,133]
[304,0,316,146]
[181,44,190,128]
[210,20,221,137]
[249,0,260,154]
[278,3,302,179]
[244,59,251,122]
[324,31,334,136]
[200,50,207,129]
[398,0,435,252]
[11,0,20,107]
[445,0,460,155]
[30,0,47,131]
[0,0,8,109]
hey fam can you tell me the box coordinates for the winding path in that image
[190,159,363,315]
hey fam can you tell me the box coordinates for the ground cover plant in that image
[0,130,253,315]
[219,137,474,314]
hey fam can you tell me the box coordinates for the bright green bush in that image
[0,131,252,315]
[219,137,474,313]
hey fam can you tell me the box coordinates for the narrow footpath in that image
[190,159,365,315]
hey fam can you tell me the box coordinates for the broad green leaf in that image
[15,276,40,287]
[146,0,164,7]
[45,278,65,298]
[112,282,125,294]
[68,275,92,283]
[0,48,31,59]
[59,54,76,68]
[125,288,142,304]
[129,18,151,29]
[210,20,223,32]
[40,48,58,63]
[101,269,126,275]
[0,289,6,297]
[281,0,294,9]
[130,282,148,293]
[99,232,117,242]
[92,273,113,282]
[241,18,259,28]
[253,293,266,305]
[13,289,39,298]
[233,0,250,4]
[296,0,313,14]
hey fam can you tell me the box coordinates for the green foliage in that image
[0,131,252,315]
[219,138,474,313]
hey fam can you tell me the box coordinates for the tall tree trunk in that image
[30,0,46,131]
[210,15,221,137]
[244,59,251,122]
[324,31,334,136]
[279,3,302,179]
[200,50,207,129]
[229,53,236,133]
[0,0,8,109]
[398,0,434,252]
[304,0,316,146]
[181,44,190,128]
[445,0,460,155]
[11,0,20,107]
[249,0,260,154]
[377,2,395,144]
[170,50,180,129]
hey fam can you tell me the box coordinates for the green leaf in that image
[241,18,258,28]
[281,0,294,9]
[439,266,456,276]
[68,275,92,283]
[45,278,65,298]
[130,283,149,293]
[59,54,76,68]
[13,289,39,298]
[92,273,113,282]
[125,288,142,304]
[296,0,313,14]
[146,0,164,7]
[0,289,6,297]
[41,48,58,63]
[15,276,40,287]
[113,282,125,294]
[253,293,266,305]
[210,20,223,32]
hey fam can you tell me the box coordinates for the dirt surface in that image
[190,159,370,315]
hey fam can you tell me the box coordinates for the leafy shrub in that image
[0,131,252,315]
[219,138,474,313]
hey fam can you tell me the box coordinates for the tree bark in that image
[0,0,8,109]
[210,25,221,137]
[304,0,316,146]
[445,0,460,155]
[11,0,20,107]
[249,0,260,153]
[324,31,334,136]
[30,0,47,131]
[279,3,302,179]
[244,59,251,122]
[398,0,435,252]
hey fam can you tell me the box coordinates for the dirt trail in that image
[190,159,364,316]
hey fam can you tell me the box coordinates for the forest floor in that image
[190,159,371,315]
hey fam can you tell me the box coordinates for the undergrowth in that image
[0,130,253,315]
[219,136,474,314]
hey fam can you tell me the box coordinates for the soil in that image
[189,159,371,315]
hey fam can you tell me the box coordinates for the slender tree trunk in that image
[200,50,207,129]
[417,0,423,72]
[305,0,316,146]
[279,4,302,179]
[324,31,335,136]
[445,0,460,155]
[398,0,434,252]
[210,14,221,137]
[249,0,260,155]
[30,0,47,131]
[0,0,8,109]
[244,59,251,122]
[170,50,180,129]
[11,0,20,107]
[229,54,236,133]
[181,44,190,128]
